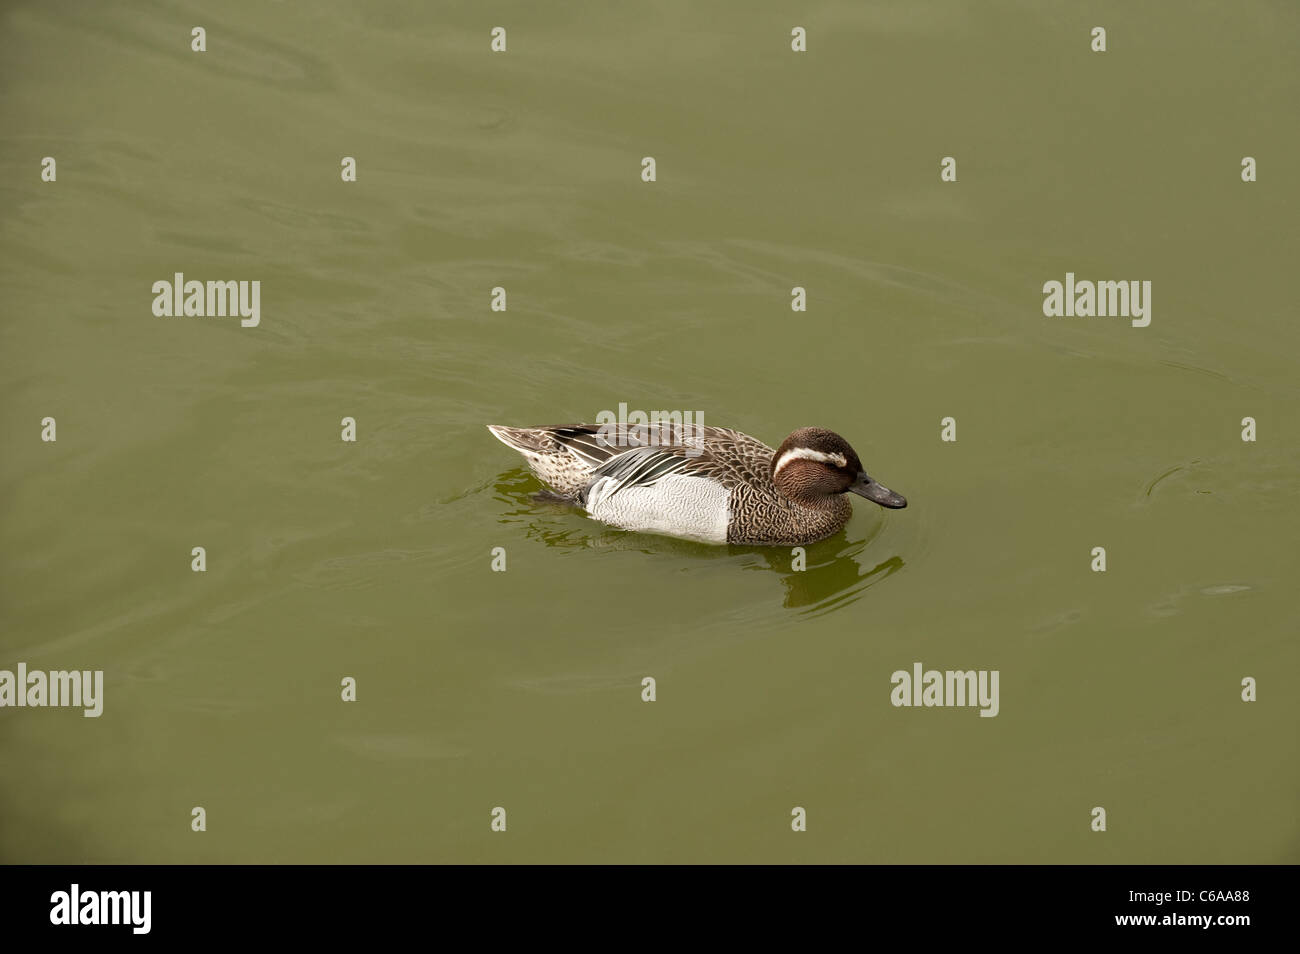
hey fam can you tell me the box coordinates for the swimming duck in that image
[488,421,906,546]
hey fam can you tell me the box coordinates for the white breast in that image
[584,473,730,544]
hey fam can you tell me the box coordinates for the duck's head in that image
[771,427,907,509]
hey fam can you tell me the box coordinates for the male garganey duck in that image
[488,422,906,546]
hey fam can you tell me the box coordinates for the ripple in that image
[1200,584,1252,596]
[1149,582,1257,617]
[1159,360,1232,384]
[1146,462,1196,496]
[62,2,338,92]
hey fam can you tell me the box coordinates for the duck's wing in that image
[550,422,770,469]
[577,445,700,505]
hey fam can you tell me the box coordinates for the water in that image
[1,0,1297,863]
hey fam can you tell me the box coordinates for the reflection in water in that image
[491,469,904,615]
[758,536,905,616]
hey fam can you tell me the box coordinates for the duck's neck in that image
[782,488,840,510]
[774,492,851,544]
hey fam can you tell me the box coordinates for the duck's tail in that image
[486,425,594,497]
[486,424,549,454]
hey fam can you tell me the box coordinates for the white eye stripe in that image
[773,447,848,474]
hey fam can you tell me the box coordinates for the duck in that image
[487,421,906,546]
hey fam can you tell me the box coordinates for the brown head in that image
[770,427,907,509]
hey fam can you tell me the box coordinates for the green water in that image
[1,0,1297,863]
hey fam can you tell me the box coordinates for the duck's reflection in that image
[492,468,904,613]
[755,531,905,615]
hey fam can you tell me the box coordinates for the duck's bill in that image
[848,472,907,509]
